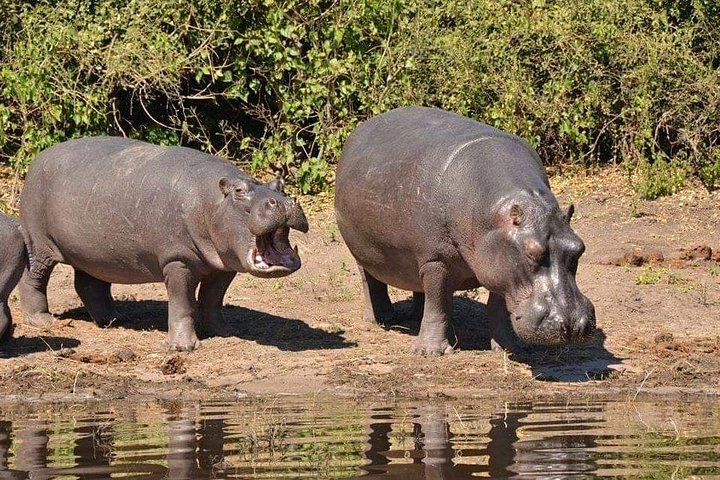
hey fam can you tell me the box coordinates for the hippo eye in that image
[527,249,548,268]
[233,180,256,200]
[524,239,548,267]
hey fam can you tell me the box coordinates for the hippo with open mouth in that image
[19,137,308,351]
[335,107,595,355]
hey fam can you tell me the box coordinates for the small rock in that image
[654,332,674,344]
[680,245,712,261]
[56,348,76,358]
[111,348,136,363]
[623,252,645,266]
[161,355,187,375]
[712,248,720,262]
[645,250,664,264]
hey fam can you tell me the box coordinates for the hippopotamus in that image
[0,212,25,342]
[19,137,308,351]
[335,106,595,355]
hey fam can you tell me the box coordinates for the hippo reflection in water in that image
[0,404,601,479]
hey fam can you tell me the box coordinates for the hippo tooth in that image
[255,254,263,263]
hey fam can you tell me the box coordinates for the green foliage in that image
[633,156,690,199]
[1,0,719,194]
[0,0,404,192]
[698,149,720,189]
[635,266,662,285]
[380,0,720,194]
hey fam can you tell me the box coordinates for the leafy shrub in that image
[0,0,405,192]
[379,0,720,193]
[632,156,690,200]
[1,0,719,194]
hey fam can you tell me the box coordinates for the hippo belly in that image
[336,206,424,291]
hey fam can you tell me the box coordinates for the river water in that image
[0,397,719,479]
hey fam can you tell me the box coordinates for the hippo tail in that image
[16,223,33,273]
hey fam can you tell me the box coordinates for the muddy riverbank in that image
[1,168,719,403]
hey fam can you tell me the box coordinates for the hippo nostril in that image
[571,316,594,341]
[267,198,277,207]
[560,321,569,340]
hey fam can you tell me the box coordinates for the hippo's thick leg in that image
[0,306,11,343]
[198,271,236,337]
[0,255,23,342]
[412,292,425,321]
[74,269,121,328]
[415,262,454,355]
[163,262,201,351]
[487,292,533,355]
[359,265,395,325]
[18,259,57,328]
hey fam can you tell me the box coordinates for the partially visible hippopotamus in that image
[19,137,308,351]
[335,107,595,355]
[0,212,25,342]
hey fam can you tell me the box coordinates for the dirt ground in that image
[0,167,719,403]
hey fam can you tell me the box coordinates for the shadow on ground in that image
[0,335,80,359]
[392,295,622,383]
[59,300,356,352]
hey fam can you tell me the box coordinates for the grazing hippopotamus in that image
[19,137,308,351]
[335,106,595,355]
[0,212,26,342]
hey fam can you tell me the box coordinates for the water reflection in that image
[364,405,461,479]
[0,399,718,478]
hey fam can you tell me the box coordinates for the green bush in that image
[0,0,405,192]
[379,0,720,194]
[632,156,690,199]
[1,0,719,194]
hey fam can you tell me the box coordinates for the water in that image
[0,397,719,479]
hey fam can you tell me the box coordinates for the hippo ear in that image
[219,178,233,196]
[509,204,523,226]
[266,176,285,193]
[564,204,575,223]
[219,178,254,199]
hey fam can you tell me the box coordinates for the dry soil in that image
[1,168,719,403]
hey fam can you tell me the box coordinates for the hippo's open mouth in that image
[248,226,301,274]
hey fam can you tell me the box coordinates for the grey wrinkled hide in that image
[0,212,25,343]
[335,107,595,355]
[19,137,308,351]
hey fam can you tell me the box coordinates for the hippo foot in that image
[164,334,201,352]
[23,312,55,328]
[199,316,235,339]
[363,310,397,328]
[413,338,455,356]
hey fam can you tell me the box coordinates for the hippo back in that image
[335,107,552,286]
[20,137,249,282]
